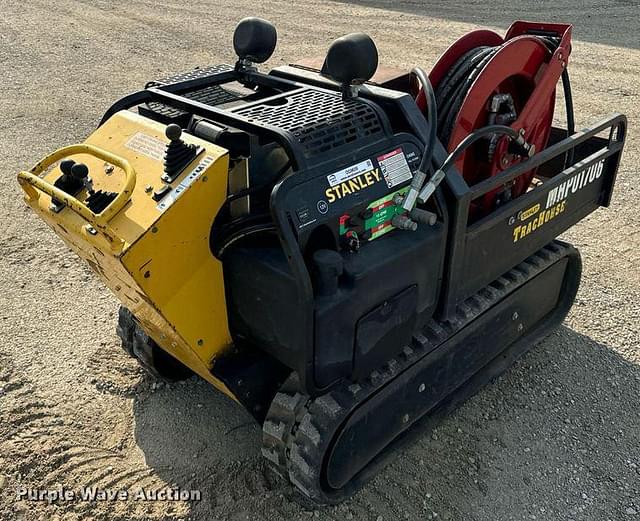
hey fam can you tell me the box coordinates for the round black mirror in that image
[233,17,277,64]
[321,33,378,86]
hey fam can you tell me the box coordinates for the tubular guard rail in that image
[440,113,627,317]
[17,144,136,252]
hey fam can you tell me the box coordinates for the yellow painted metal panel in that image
[121,151,232,365]
[18,110,236,399]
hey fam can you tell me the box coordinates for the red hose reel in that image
[417,21,573,218]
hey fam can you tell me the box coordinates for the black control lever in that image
[161,124,202,183]
[51,160,90,212]
[54,159,84,193]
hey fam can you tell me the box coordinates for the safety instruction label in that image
[125,132,166,161]
[377,148,412,188]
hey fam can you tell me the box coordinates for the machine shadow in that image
[131,324,640,518]
[332,0,640,50]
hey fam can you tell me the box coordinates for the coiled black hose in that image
[434,35,575,166]
[436,45,499,146]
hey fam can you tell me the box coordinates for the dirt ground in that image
[0,1,638,520]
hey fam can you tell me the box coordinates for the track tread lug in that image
[297,416,322,447]
[402,345,420,362]
[315,394,343,419]
[411,334,427,350]
[348,383,363,396]
[369,370,383,386]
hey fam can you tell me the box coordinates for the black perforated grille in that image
[233,90,385,158]
[143,65,238,121]
[144,86,242,120]
[151,64,234,86]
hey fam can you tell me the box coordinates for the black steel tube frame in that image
[439,113,627,318]
[100,67,392,172]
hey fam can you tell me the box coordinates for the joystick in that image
[162,124,202,183]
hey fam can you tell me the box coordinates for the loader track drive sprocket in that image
[18,17,626,505]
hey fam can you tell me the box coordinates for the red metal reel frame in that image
[416,29,504,111]
[415,21,572,216]
[450,34,557,211]
[502,21,572,152]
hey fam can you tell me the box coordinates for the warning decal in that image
[325,159,382,204]
[125,132,166,161]
[377,148,412,188]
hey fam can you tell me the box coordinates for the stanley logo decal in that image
[325,169,382,203]
[519,203,541,222]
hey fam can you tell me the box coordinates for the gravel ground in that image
[0,1,638,520]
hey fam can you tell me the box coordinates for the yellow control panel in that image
[18,110,235,397]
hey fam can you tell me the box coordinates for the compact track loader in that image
[18,18,626,504]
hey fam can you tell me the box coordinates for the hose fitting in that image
[391,214,418,231]
[400,169,427,212]
[409,207,437,226]
[418,169,446,204]
[510,131,536,158]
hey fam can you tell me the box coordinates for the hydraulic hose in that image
[212,161,291,258]
[224,161,291,204]
[435,35,575,155]
[417,125,523,203]
[439,125,521,174]
[399,67,437,211]
[412,33,576,208]
[535,35,576,166]
[412,67,438,174]
[561,68,575,166]
[212,213,276,258]
[436,46,499,146]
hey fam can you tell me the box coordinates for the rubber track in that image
[262,240,574,504]
[116,307,192,382]
[116,307,165,380]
